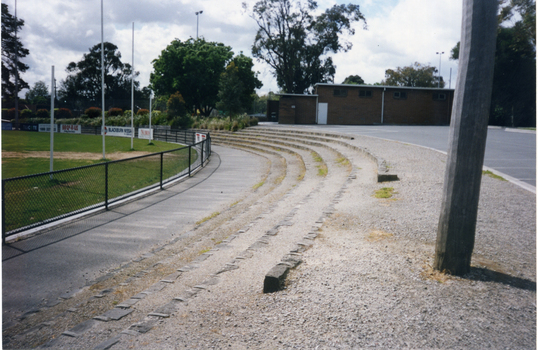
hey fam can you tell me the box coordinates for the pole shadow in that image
[464,267,536,292]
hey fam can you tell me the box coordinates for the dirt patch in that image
[2,151,152,161]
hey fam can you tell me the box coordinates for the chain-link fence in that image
[2,132,210,242]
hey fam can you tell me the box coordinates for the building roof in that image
[314,83,454,92]
[276,93,318,97]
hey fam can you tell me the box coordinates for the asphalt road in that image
[264,124,536,190]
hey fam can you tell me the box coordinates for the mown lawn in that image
[2,130,200,233]
[2,131,186,178]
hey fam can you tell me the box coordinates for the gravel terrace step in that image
[5,125,534,349]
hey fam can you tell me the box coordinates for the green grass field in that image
[2,131,186,178]
[2,130,200,233]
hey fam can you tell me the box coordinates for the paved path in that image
[262,123,536,190]
[2,146,267,324]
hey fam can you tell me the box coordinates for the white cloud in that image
[5,0,463,98]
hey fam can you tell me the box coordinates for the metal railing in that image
[2,131,211,243]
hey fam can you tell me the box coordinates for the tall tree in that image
[150,38,234,116]
[245,0,366,94]
[217,62,246,117]
[450,0,536,126]
[58,42,141,111]
[229,53,263,111]
[342,75,365,85]
[25,81,50,106]
[382,62,444,88]
[1,3,29,99]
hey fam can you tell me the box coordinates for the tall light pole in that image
[196,11,203,39]
[101,0,106,160]
[131,22,134,150]
[436,51,444,88]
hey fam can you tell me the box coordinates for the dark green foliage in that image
[108,107,123,116]
[217,62,245,117]
[26,81,50,105]
[150,38,234,116]
[450,0,536,127]
[58,42,148,112]
[229,54,263,111]
[382,62,443,88]
[1,3,29,99]
[342,75,365,85]
[85,107,102,118]
[36,109,49,118]
[490,26,536,127]
[57,108,73,119]
[246,0,366,94]
[20,109,33,119]
[167,92,191,129]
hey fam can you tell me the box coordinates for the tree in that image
[381,62,444,88]
[450,0,536,127]
[150,38,234,116]
[217,62,245,117]
[58,42,143,112]
[342,75,365,85]
[245,0,366,94]
[1,3,30,99]
[26,81,50,106]
[230,53,263,111]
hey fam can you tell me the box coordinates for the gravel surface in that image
[5,127,535,349]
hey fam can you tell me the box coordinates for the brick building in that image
[277,83,454,125]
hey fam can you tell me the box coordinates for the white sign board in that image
[138,128,153,140]
[195,132,207,143]
[38,124,58,132]
[60,124,82,134]
[102,126,134,138]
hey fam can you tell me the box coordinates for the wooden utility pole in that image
[434,0,498,276]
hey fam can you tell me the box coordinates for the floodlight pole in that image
[14,0,19,128]
[196,11,203,39]
[101,0,106,160]
[131,22,134,150]
[50,66,55,177]
[436,51,444,88]
[149,91,153,144]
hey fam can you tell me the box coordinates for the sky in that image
[4,0,463,98]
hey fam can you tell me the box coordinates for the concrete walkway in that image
[2,145,267,326]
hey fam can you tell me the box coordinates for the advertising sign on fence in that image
[2,121,12,130]
[102,126,134,138]
[60,124,81,134]
[38,124,58,132]
[195,132,207,143]
[138,128,153,140]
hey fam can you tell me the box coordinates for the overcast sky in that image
[4,0,463,97]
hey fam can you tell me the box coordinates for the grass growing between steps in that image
[253,181,265,190]
[196,211,220,225]
[312,152,328,177]
[374,187,396,199]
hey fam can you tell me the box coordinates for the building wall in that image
[278,95,317,124]
[383,88,453,125]
[314,84,453,125]
[316,85,382,124]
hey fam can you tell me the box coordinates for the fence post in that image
[105,163,109,210]
[160,152,164,190]
[188,146,192,177]
[2,179,6,245]
[201,140,204,168]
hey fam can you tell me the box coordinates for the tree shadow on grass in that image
[464,267,536,292]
